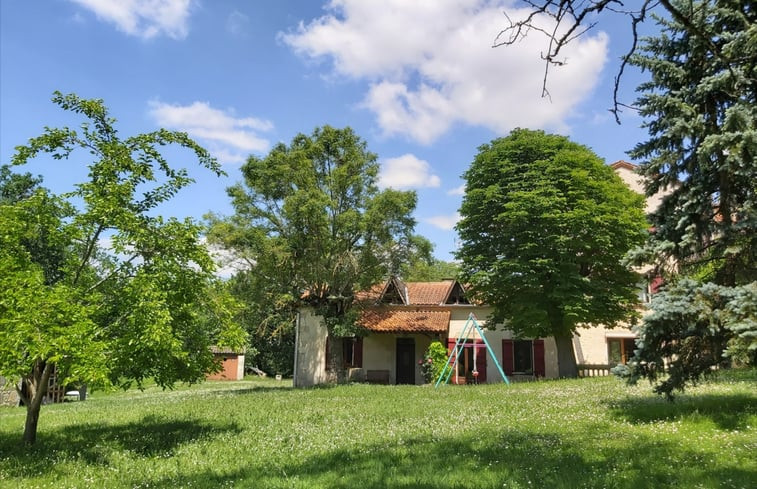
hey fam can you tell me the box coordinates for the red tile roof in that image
[354,283,385,302]
[359,308,450,334]
[406,281,455,305]
[210,346,245,354]
[610,160,637,171]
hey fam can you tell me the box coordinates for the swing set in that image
[434,313,510,387]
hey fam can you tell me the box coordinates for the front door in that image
[396,338,415,384]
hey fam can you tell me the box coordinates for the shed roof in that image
[210,346,245,355]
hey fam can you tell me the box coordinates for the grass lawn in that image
[0,372,755,489]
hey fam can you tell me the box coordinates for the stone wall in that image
[0,376,19,407]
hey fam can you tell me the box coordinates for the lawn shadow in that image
[202,385,294,396]
[198,381,339,399]
[0,414,241,477]
[606,393,757,431]
[140,426,756,489]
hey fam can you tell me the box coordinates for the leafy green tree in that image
[456,129,648,378]
[207,126,420,378]
[619,1,757,396]
[0,92,246,444]
[403,258,460,282]
[400,236,460,282]
[226,269,297,377]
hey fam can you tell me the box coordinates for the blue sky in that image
[0,0,656,261]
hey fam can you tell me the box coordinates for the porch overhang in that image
[359,309,450,334]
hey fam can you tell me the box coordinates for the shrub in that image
[419,341,448,383]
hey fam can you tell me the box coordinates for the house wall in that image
[363,333,436,385]
[293,308,329,387]
[574,323,636,365]
[446,306,560,380]
[614,164,665,214]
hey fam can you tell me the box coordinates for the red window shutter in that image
[502,339,514,376]
[447,339,458,374]
[354,337,363,368]
[533,339,545,378]
[650,275,664,295]
[475,341,487,382]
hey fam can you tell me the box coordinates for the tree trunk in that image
[23,398,43,445]
[554,334,578,378]
[21,360,53,445]
[547,305,579,378]
[325,335,346,383]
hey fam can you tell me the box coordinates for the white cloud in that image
[68,0,193,40]
[226,10,250,38]
[282,0,608,144]
[207,243,250,279]
[148,100,273,164]
[378,154,441,189]
[447,184,466,196]
[425,213,461,231]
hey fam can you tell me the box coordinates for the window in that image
[342,337,363,368]
[456,346,474,377]
[607,338,635,365]
[513,340,533,374]
[638,281,651,304]
[502,339,545,377]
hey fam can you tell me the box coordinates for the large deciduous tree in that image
[619,2,757,397]
[0,92,246,444]
[207,126,420,378]
[456,129,648,378]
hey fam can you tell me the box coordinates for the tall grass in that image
[1,372,755,488]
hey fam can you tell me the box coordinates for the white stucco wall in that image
[363,333,436,385]
[614,164,665,214]
[293,308,328,387]
[574,323,636,365]
[236,354,245,380]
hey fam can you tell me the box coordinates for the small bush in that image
[419,341,448,383]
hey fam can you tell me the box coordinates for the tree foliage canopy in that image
[618,1,757,396]
[207,125,421,341]
[456,129,648,377]
[0,92,246,443]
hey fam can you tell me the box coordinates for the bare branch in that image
[495,1,752,123]
[493,1,656,122]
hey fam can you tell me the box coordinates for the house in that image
[292,161,663,386]
[293,276,561,386]
[206,346,245,381]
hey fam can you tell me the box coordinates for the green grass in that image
[1,373,755,489]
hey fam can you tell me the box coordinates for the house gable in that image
[444,281,470,305]
[378,277,408,305]
[356,278,473,334]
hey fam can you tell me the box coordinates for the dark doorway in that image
[396,338,415,384]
